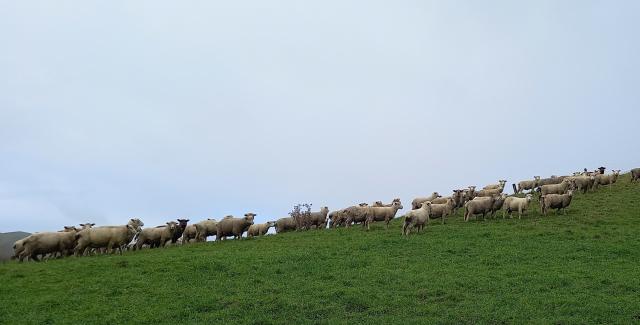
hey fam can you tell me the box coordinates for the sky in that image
[1,1,639,233]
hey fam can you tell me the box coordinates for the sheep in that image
[540,190,574,216]
[593,170,621,189]
[411,192,440,210]
[194,219,219,242]
[19,230,78,262]
[632,168,640,182]
[372,198,401,207]
[181,224,198,243]
[247,221,276,237]
[540,178,575,196]
[344,205,373,228]
[74,218,144,256]
[135,221,179,250]
[570,175,596,194]
[365,201,403,230]
[303,207,329,229]
[216,213,256,240]
[451,190,466,211]
[402,204,429,236]
[517,176,541,194]
[537,176,566,187]
[171,219,189,244]
[476,188,503,197]
[490,194,508,218]
[503,194,533,219]
[483,180,507,190]
[464,196,495,222]
[425,200,453,224]
[275,217,298,233]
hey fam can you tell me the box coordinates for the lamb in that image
[593,170,621,189]
[74,218,144,256]
[402,204,429,236]
[631,168,640,182]
[365,201,403,230]
[540,178,575,196]
[247,221,276,237]
[540,190,574,216]
[517,176,541,194]
[503,194,533,219]
[464,196,495,222]
[425,200,453,224]
[483,180,507,190]
[411,192,440,210]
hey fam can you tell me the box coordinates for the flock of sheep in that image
[11,167,638,262]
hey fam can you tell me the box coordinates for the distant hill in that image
[0,231,30,261]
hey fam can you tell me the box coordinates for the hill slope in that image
[1,174,639,323]
[0,231,30,261]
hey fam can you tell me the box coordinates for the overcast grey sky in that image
[1,1,639,232]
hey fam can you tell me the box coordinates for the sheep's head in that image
[244,213,256,224]
[266,221,276,228]
[392,201,404,210]
[62,226,78,232]
[359,203,369,207]
[373,201,384,207]
[129,218,144,228]
[79,223,95,229]
[525,194,533,202]
[166,221,179,232]
[176,219,189,229]
[468,186,476,191]
[534,176,541,180]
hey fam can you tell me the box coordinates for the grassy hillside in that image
[1,174,639,324]
[0,232,30,262]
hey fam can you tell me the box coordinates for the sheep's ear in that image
[91,223,95,226]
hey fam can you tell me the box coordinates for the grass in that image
[1,174,640,324]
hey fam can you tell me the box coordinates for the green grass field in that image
[1,174,640,324]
